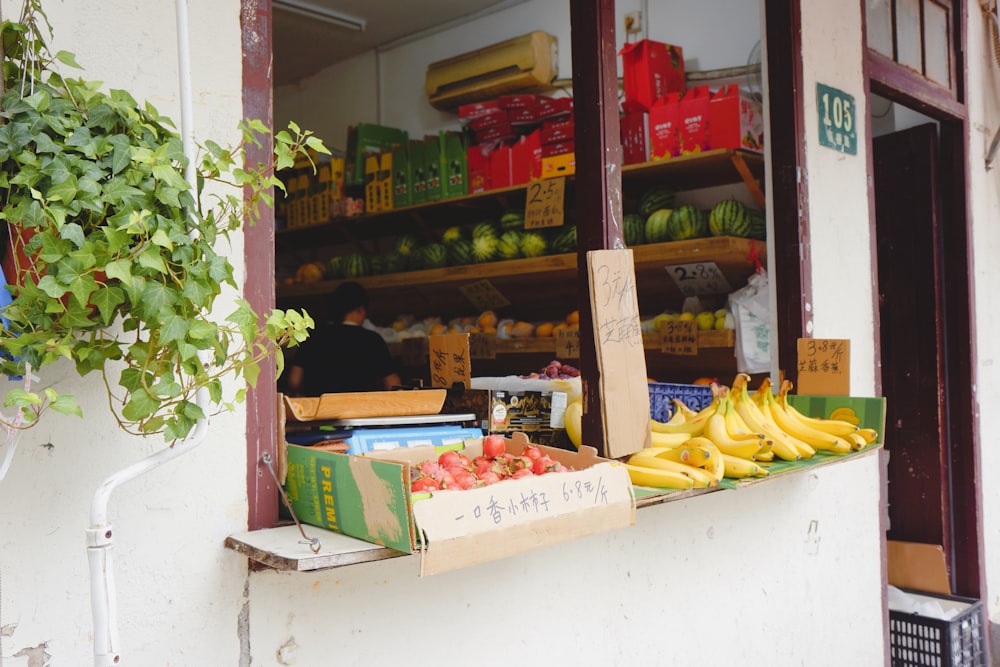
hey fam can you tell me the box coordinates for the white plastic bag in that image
[729,270,771,374]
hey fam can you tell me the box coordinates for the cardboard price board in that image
[429,333,471,389]
[459,279,511,311]
[796,338,850,395]
[660,319,698,355]
[664,261,732,297]
[587,249,652,457]
[523,176,566,229]
[555,327,581,359]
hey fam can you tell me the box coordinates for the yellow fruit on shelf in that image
[535,322,555,337]
[678,312,696,322]
[565,310,580,326]
[428,323,448,335]
[564,400,583,449]
[295,261,325,284]
[477,310,498,330]
[695,311,716,330]
[511,321,536,338]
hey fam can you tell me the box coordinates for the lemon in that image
[564,400,583,449]
[678,312,696,322]
[695,311,716,331]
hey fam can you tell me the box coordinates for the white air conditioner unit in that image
[425,31,558,111]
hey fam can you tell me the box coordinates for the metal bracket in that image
[261,452,321,553]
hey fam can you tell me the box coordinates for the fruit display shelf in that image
[276,236,766,326]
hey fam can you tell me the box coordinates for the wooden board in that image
[225,525,408,572]
[284,389,447,421]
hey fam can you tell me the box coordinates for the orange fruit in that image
[565,310,580,326]
[477,310,498,330]
[535,322,555,337]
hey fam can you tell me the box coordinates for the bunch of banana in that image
[625,437,725,489]
[731,373,815,461]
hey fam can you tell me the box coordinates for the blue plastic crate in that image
[648,382,714,422]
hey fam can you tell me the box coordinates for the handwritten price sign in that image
[428,333,471,389]
[660,319,698,356]
[555,327,581,359]
[524,177,566,229]
[665,261,732,297]
[796,338,850,395]
[459,279,511,311]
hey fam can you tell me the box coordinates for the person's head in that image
[330,281,368,323]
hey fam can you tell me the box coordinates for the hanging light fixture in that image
[272,0,366,32]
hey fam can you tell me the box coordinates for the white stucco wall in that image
[966,0,1000,649]
[0,1,899,665]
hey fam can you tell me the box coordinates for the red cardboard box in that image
[512,130,542,184]
[620,39,685,112]
[540,119,574,145]
[467,145,491,193]
[469,109,509,132]
[542,140,574,158]
[499,93,549,109]
[620,111,648,165]
[509,105,543,126]
[709,85,764,152]
[678,85,711,155]
[490,145,513,189]
[536,97,573,120]
[475,122,517,144]
[648,92,682,159]
[459,99,502,120]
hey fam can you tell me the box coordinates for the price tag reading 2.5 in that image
[523,177,565,229]
[665,261,732,297]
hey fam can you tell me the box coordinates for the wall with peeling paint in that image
[15,0,1000,664]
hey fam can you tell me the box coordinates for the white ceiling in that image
[272,0,519,87]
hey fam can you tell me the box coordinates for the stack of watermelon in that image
[708,199,766,240]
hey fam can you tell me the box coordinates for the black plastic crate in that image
[647,382,714,422]
[889,590,985,666]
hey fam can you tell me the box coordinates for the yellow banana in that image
[763,389,851,453]
[690,438,725,482]
[664,405,687,426]
[753,449,774,462]
[704,396,764,460]
[731,375,808,461]
[856,427,880,444]
[634,443,712,467]
[626,453,715,487]
[754,394,818,458]
[722,453,769,479]
[671,398,700,421]
[777,381,859,437]
[844,432,868,450]
[650,431,695,448]
[625,463,695,489]
[650,410,712,435]
[829,407,861,425]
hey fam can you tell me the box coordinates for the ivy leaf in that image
[45,174,78,203]
[37,275,68,299]
[158,314,189,344]
[66,273,98,308]
[55,50,83,69]
[104,259,133,284]
[60,222,85,248]
[151,374,181,399]
[138,282,174,320]
[49,393,83,417]
[90,286,125,325]
[137,246,167,274]
[122,388,158,421]
[107,134,131,174]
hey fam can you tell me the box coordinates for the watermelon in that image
[623,213,646,246]
[645,208,673,244]
[368,254,386,275]
[747,209,767,240]
[471,233,499,263]
[498,230,523,260]
[395,234,422,267]
[447,239,474,266]
[419,243,449,269]
[440,225,467,245]
[472,220,499,240]
[381,250,405,274]
[325,255,344,279]
[549,225,577,254]
[709,200,751,237]
[500,210,525,231]
[637,186,676,220]
[520,231,548,258]
[666,205,710,241]
[343,252,371,278]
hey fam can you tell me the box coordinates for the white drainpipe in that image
[88,1,205,664]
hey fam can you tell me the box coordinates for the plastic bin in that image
[647,382,714,422]
[889,590,985,666]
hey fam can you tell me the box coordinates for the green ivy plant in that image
[0,2,319,441]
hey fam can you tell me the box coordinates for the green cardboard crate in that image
[282,433,636,575]
[345,123,408,188]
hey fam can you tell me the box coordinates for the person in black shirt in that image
[286,282,401,395]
